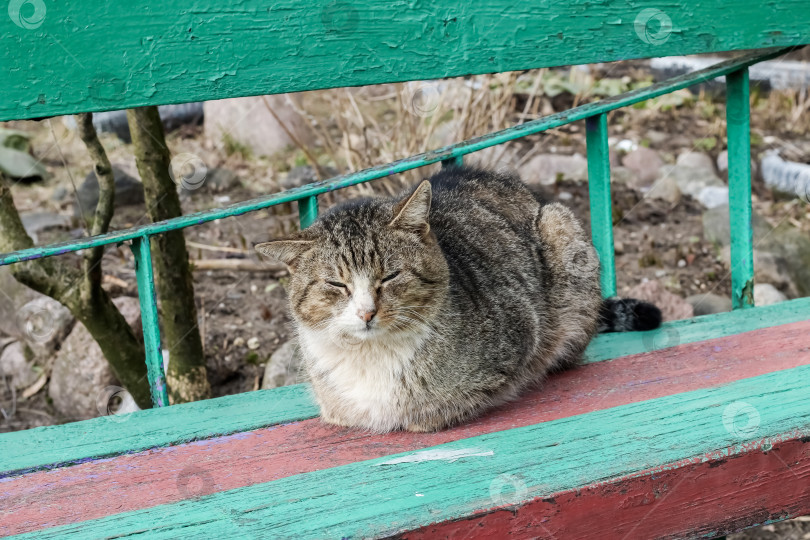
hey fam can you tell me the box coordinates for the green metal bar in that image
[0,49,791,268]
[586,113,617,298]
[130,235,169,408]
[727,68,755,310]
[298,196,319,229]
[442,156,463,168]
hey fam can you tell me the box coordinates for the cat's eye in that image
[381,270,401,284]
[326,280,347,289]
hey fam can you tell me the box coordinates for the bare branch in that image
[75,113,116,293]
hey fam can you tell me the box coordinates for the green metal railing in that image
[0,49,785,408]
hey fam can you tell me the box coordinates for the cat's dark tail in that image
[598,297,662,333]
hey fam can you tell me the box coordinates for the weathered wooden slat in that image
[406,436,810,539]
[11,357,810,539]
[3,319,808,536]
[3,1,810,121]
[2,297,809,479]
[0,49,792,268]
[0,383,317,477]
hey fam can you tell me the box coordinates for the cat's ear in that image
[390,180,432,235]
[254,239,314,270]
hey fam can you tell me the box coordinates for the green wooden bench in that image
[2,2,810,538]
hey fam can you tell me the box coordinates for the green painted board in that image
[0,384,318,476]
[13,360,810,539]
[2,1,810,121]
[3,297,808,477]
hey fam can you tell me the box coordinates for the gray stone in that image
[20,212,72,243]
[204,95,314,157]
[644,130,670,145]
[262,340,304,389]
[0,341,38,390]
[717,150,729,175]
[519,153,588,186]
[621,147,663,186]
[720,247,799,299]
[646,174,682,204]
[754,283,788,306]
[711,207,810,297]
[0,267,40,338]
[658,164,724,200]
[74,166,145,219]
[181,167,241,195]
[280,165,340,190]
[48,297,140,419]
[676,151,716,173]
[610,166,639,187]
[686,293,732,316]
[696,186,729,209]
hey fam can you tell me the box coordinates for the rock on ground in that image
[753,283,788,306]
[707,205,810,297]
[0,269,75,352]
[204,95,314,157]
[625,280,694,322]
[621,147,663,186]
[48,297,141,420]
[262,340,304,389]
[686,293,732,316]
[0,341,39,390]
[15,297,75,357]
[518,153,588,186]
[74,166,145,220]
[658,164,725,201]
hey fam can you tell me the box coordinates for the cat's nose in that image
[357,308,377,323]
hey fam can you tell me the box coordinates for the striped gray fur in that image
[256,167,660,432]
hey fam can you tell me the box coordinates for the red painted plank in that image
[2,319,810,536]
[404,434,810,539]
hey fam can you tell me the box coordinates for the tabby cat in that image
[256,167,661,432]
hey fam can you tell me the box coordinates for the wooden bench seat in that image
[3,298,809,539]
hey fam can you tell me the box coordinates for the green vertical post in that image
[726,68,755,309]
[130,235,169,407]
[586,113,617,298]
[298,196,319,229]
[442,155,463,168]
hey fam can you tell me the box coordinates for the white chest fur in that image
[299,328,426,431]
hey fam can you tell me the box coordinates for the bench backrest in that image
[3,0,810,121]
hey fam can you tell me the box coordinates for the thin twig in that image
[261,95,325,180]
[47,119,89,231]
[75,113,116,293]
